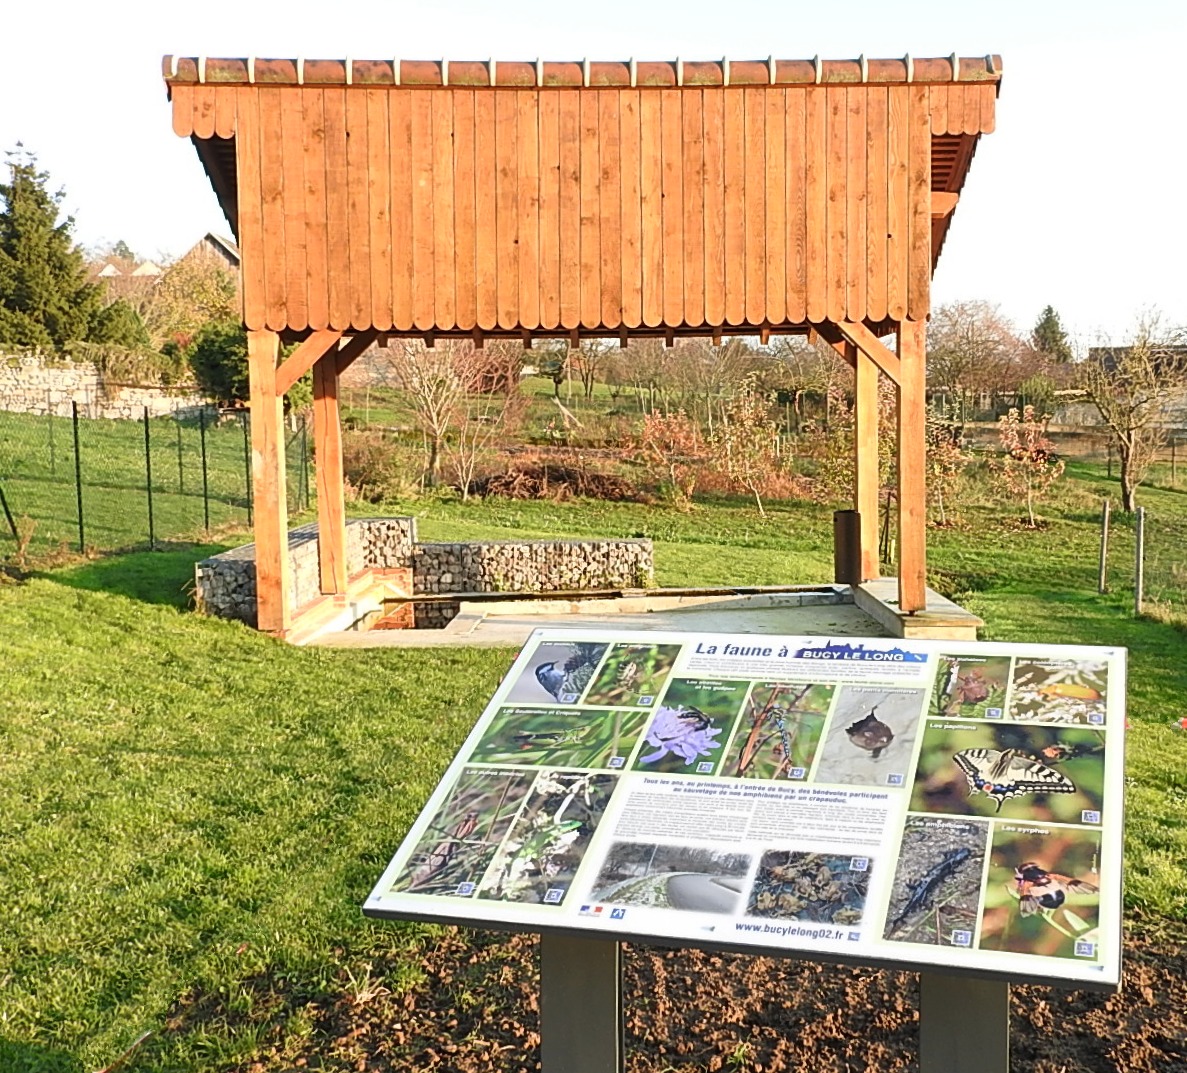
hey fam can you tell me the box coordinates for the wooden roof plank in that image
[367,89,394,332]
[323,87,351,331]
[744,87,766,327]
[619,88,643,330]
[845,85,867,324]
[258,86,288,332]
[681,88,705,328]
[785,88,807,324]
[389,89,414,331]
[579,91,601,329]
[537,90,561,330]
[473,90,498,331]
[722,89,746,326]
[702,88,726,328]
[660,88,683,329]
[517,89,541,330]
[280,88,309,332]
[431,90,455,330]
[907,84,931,322]
[345,88,372,330]
[302,87,330,331]
[557,89,582,330]
[804,87,827,324]
[234,87,266,330]
[639,90,663,328]
[453,89,478,332]
[825,86,847,325]
[764,87,786,328]
[599,89,623,330]
[886,85,909,322]
[865,85,888,325]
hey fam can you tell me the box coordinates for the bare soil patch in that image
[231,925,1186,1072]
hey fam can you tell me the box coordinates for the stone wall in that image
[0,353,209,420]
[194,518,655,630]
[195,517,419,626]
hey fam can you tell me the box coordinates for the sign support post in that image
[540,934,624,1073]
[919,973,1009,1073]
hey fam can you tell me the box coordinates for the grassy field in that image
[1,463,1185,1072]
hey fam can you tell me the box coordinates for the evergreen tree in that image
[0,146,103,348]
[1031,305,1073,364]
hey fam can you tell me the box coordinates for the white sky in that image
[3,0,1184,344]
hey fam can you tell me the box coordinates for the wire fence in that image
[1141,509,1187,615]
[0,405,310,559]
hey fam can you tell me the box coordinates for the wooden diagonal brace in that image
[335,330,379,375]
[813,322,856,367]
[834,321,902,385]
[274,329,342,396]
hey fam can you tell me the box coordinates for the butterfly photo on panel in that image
[908,721,1105,821]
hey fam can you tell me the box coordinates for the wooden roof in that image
[166,55,1000,339]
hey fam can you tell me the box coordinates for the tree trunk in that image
[426,438,441,487]
[1119,448,1138,512]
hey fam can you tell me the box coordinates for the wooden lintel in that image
[334,331,379,376]
[930,191,959,218]
[835,321,902,385]
[274,329,342,397]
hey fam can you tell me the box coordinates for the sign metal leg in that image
[919,973,1009,1073]
[540,934,623,1073]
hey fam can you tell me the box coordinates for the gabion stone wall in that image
[413,540,653,595]
[194,520,654,630]
[194,517,418,626]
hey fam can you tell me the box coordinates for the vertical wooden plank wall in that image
[179,80,995,336]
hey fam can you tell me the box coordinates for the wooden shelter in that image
[165,53,1000,635]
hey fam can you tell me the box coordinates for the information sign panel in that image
[365,631,1125,990]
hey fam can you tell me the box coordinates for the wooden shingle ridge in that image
[163,54,1002,91]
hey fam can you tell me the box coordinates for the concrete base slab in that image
[854,579,984,640]
[314,586,890,648]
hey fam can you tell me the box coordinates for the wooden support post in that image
[247,330,291,634]
[313,352,348,595]
[896,320,927,613]
[540,934,623,1073]
[853,342,880,582]
[919,974,1009,1073]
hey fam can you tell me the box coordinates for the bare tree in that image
[1080,313,1187,512]
[927,301,1025,421]
[386,339,483,487]
[569,339,610,401]
[767,335,851,430]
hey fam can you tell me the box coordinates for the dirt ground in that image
[233,923,1186,1072]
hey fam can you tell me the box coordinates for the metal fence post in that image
[144,407,155,550]
[1097,499,1110,594]
[242,410,253,525]
[199,408,211,533]
[1134,506,1145,616]
[300,415,309,511]
[175,416,185,495]
[71,400,84,552]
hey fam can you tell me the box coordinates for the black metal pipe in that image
[833,509,862,586]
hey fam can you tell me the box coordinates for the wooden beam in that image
[247,329,291,635]
[313,355,348,596]
[834,320,902,384]
[813,322,856,368]
[274,329,342,397]
[334,331,379,376]
[930,190,959,218]
[854,342,880,582]
[897,319,928,612]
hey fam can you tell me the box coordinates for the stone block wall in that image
[0,353,209,420]
[194,518,655,630]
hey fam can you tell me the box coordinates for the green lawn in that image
[1,468,1185,1071]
